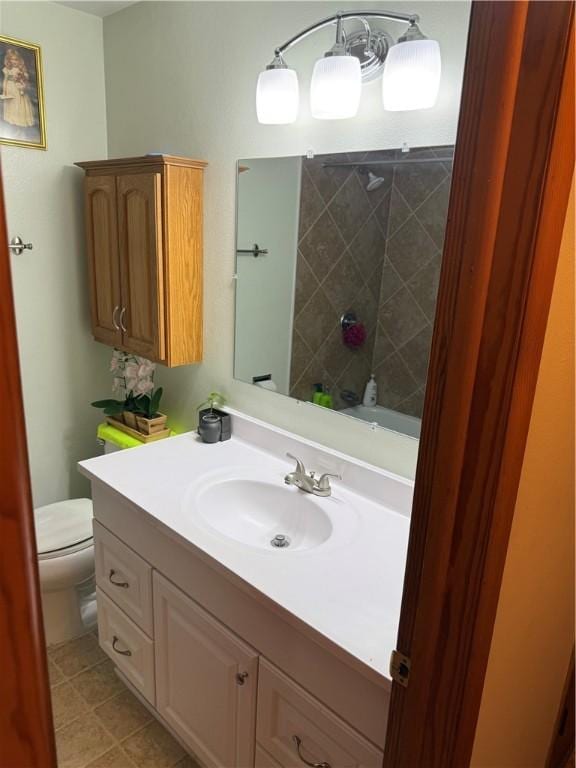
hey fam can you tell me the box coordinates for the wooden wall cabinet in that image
[76,155,206,367]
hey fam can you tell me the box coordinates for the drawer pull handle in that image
[236,671,249,685]
[112,636,132,656]
[293,736,331,768]
[109,569,129,588]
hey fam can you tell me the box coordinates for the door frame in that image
[0,3,573,768]
[0,170,57,765]
[384,1,574,765]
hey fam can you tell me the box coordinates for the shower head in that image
[366,171,385,192]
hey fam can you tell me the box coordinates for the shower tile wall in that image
[289,146,453,418]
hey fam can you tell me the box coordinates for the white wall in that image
[1,1,111,506]
[235,156,300,395]
[103,0,470,479]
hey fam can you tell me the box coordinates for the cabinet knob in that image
[235,671,249,686]
[119,307,127,332]
[112,306,120,330]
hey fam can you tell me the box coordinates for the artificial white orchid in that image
[92,350,163,419]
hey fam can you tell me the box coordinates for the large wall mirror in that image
[234,145,454,439]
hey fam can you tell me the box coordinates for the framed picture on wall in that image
[0,35,46,150]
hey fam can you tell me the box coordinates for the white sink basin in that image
[188,473,333,551]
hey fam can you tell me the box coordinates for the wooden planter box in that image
[136,413,168,435]
[122,411,138,429]
[106,413,170,444]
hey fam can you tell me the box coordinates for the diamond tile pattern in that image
[290,146,453,419]
[48,631,203,768]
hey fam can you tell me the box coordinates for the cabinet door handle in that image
[119,307,127,333]
[293,736,331,768]
[112,306,120,330]
[112,635,132,656]
[236,671,249,686]
[109,569,129,588]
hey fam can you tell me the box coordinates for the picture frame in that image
[0,34,46,150]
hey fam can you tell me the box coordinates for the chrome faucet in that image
[284,453,341,497]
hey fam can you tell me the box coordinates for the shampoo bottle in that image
[362,374,377,407]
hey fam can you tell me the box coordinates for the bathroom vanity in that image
[79,410,412,768]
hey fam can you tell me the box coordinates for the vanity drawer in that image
[94,520,153,634]
[97,587,155,705]
[257,660,383,768]
[255,745,283,767]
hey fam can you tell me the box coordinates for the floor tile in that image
[73,659,125,707]
[175,755,203,768]
[55,713,115,768]
[84,746,137,768]
[48,658,64,687]
[50,633,106,678]
[121,720,185,768]
[95,689,152,741]
[51,681,88,731]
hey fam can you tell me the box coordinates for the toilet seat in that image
[34,498,93,560]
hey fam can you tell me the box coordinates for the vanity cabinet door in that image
[153,572,259,768]
[84,175,123,347]
[116,173,165,362]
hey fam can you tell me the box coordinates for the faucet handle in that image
[286,452,306,475]
[316,473,342,491]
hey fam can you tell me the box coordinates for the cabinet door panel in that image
[117,173,164,361]
[257,660,383,768]
[84,175,122,346]
[154,572,258,768]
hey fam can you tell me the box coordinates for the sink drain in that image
[271,534,291,549]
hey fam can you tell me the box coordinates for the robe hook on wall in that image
[8,236,34,255]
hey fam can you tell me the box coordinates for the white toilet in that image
[35,435,123,646]
[35,498,96,646]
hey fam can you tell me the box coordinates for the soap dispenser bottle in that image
[363,374,377,407]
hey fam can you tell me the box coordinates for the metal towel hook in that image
[8,236,33,255]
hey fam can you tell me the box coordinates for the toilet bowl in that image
[35,498,95,646]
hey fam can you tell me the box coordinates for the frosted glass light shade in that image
[310,55,361,120]
[382,39,441,111]
[256,67,299,124]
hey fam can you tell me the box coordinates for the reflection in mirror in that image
[235,146,454,438]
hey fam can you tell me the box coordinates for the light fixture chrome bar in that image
[322,156,453,168]
[275,9,419,56]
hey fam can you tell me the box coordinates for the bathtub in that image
[341,404,421,439]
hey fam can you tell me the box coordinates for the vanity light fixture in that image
[310,15,361,120]
[256,10,441,124]
[382,21,441,111]
[256,53,299,124]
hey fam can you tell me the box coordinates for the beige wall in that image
[103,0,471,479]
[1,2,111,506]
[471,182,575,766]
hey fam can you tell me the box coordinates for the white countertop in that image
[79,410,412,683]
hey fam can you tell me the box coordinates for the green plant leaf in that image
[151,387,163,416]
[103,402,125,416]
[91,399,123,410]
[196,390,226,411]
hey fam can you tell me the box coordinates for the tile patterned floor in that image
[47,631,201,768]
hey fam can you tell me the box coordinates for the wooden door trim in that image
[0,170,56,765]
[547,649,575,768]
[384,2,574,766]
